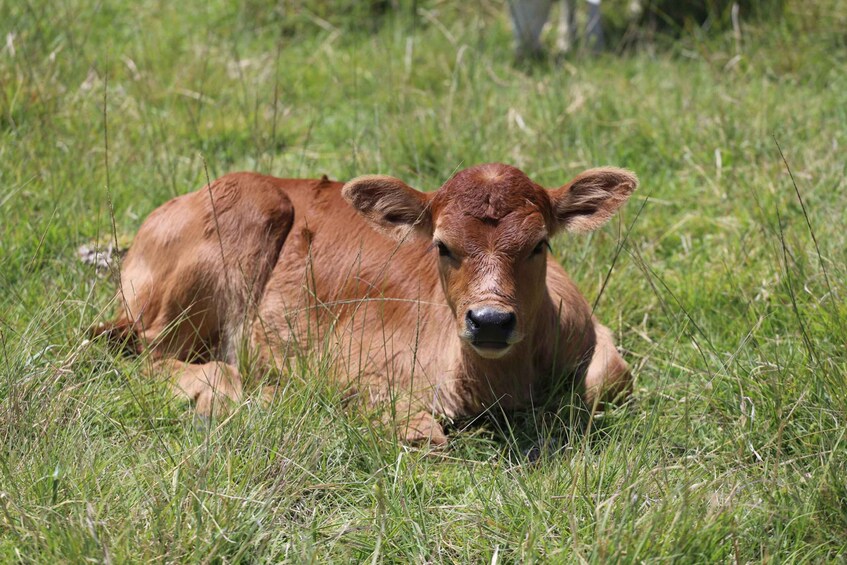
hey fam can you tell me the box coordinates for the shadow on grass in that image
[444,396,635,464]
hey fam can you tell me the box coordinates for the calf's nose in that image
[465,307,516,345]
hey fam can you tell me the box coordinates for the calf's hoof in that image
[402,412,448,447]
[156,360,244,418]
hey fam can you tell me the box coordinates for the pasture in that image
[1,0,846,561]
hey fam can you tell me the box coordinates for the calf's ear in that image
[550,167,638,233]
[342,175,433,240]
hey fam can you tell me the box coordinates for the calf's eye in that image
[532,240,550,256]
[435,241,454,259]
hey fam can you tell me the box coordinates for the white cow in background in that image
[510,0,640,58]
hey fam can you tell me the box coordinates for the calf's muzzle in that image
[465,307,517,349]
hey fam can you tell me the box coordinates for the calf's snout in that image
[465,307,516,347]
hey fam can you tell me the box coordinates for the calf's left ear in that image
[342,175,433,240]
[550,167,638,233]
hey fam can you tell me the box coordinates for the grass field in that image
[2,0,846,561]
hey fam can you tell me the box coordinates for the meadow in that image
[1,0,846,561]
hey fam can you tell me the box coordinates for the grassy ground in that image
[2,0,846,561]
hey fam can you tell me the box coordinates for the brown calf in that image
[99,163,637,444]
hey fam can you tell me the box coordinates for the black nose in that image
[465,307,516,346]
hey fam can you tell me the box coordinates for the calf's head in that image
[343,163,637,359]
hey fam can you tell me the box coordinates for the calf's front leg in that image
[402,410,448,447]
[583,320,632,408]
[152,359,244,417]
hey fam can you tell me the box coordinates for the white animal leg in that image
[586,0,605,51]
[509,0,554,58]
[556,0,577,53]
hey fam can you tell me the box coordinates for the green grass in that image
[2,0,847,561]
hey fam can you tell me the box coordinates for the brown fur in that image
[98,163,637,445]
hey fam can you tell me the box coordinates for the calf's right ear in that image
[342,175,433,240]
